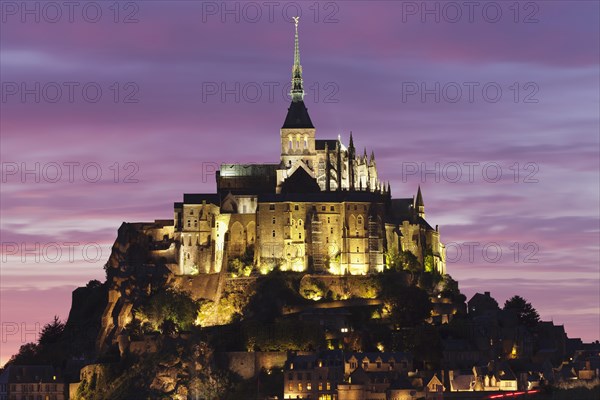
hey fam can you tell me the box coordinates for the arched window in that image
[304,136,308,148]
[272,230,276,238]
[298,219,303,226]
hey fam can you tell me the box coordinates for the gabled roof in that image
[280,167,320,193]
[344,352,411,363]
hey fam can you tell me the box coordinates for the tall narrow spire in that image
[291,16,304,102]
[416,185,425,218]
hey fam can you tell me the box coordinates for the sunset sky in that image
[1,1,599,366]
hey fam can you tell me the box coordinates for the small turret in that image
[415,185,425,219]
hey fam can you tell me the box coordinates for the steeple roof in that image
[282,17,314,129]
[282,101,314,129]
[416,185,424,207]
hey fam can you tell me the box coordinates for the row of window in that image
[263,204,370,213]
[6,385,58,392]
[287,136,309,150]
[287,382,332,392]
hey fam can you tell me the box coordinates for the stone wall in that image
[216,351,288,379]
[170,273,222,301]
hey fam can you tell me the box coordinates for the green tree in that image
[399,250,421,273]
[383,286,432,327]
[140,289,200,331]
[7,343,40,365]
[504,295,540,328]
[38,316,65,346]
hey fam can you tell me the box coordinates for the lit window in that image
[326,382,331,390]
[307,382,312,390]
[298,382,302,391]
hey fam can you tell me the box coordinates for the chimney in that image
[484,291,491,297]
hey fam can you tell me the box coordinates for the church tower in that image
[280,17,317,175]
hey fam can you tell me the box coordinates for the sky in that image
[1,0,599,366]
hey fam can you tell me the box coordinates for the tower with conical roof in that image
[280,17,317,178]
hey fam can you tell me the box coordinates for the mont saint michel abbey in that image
[151,20,446,277]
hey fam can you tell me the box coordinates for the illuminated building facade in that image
[172,19,445,277]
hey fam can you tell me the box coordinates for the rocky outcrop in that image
[97,221,178,353]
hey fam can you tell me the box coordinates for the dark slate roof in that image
[390,198,414,217]
[315,139,338,151]
[418,216,434,231]
[345,352,411,363]
[181,193,221,205]
[282,100,314,129]
[281,167,321,194]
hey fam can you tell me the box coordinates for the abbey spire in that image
[282,16,314,129]
[291,16,304,102]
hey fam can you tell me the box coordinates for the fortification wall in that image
[217,351,288,379]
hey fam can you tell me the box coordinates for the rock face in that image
[63,283,107,361]
[95,218,238,353]
[97,221,179,353]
